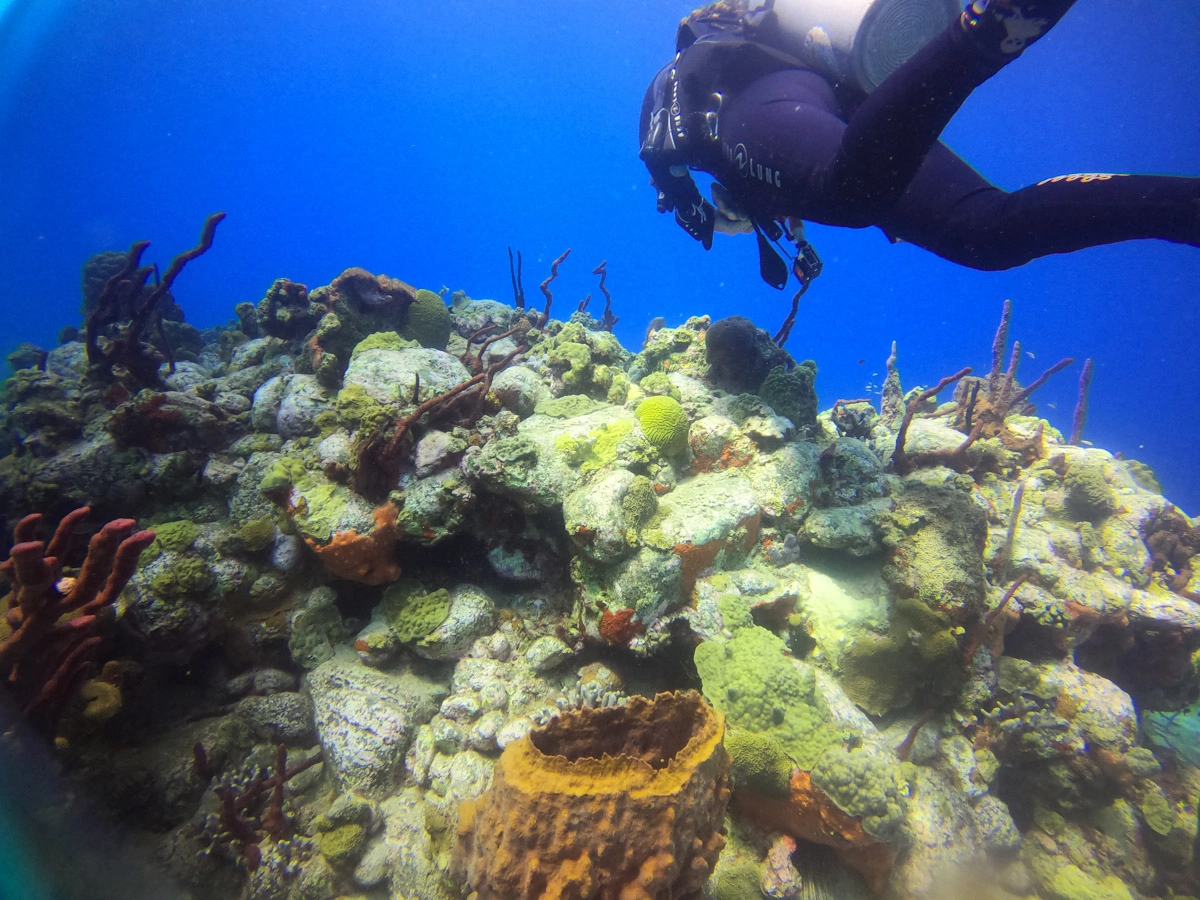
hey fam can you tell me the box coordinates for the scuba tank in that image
[744,0,959,92]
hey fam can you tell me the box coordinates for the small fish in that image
[1025,350,1036,359]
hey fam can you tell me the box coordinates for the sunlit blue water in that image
[1,0,1197,510]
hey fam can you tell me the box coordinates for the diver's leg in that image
[881,144,1200,269]
[827,0,1076,212]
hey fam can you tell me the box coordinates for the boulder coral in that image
[452,690,730,899]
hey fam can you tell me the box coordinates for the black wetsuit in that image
[641,18,1200,271]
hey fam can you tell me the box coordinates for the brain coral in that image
[402,288,452,350]
[452,691,730,899]
[635,395,689,454]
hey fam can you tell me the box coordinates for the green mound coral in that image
[149,556,216,599]
[1065,463,1116,522]
[810,744,908,841]
[708,859,762,900]
[314,823,366,866]
[694,625,839,770]
[637,371,680,400]
[635,395,689,454]
[152,520,199,554]
[380,583,451,642]
[715,593,755,632]
[758,361,818,430]
[402,289,452,350]
[234,517,277,553]
[724,727,794,797]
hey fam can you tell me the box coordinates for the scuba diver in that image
[640,0,1200,294]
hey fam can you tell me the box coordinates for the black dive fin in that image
[754,222,789,289]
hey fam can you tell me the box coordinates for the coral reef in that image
[3,253,1199,900]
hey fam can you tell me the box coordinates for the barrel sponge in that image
[402,288,452,350]
[694,626,840,770]
[635,395,689,453]
[452,690,731,900]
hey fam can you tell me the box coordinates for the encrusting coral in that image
[452,690,730,900]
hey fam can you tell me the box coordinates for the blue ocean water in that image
[1,0,1197,511]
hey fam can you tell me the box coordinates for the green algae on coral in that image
[534,395,609,419]
[335,382,392,431]
[1048,864,1133,900]
[258,456,309,493]
[554,420,634,473]
[621,475,658,529]
[348,331,417,361]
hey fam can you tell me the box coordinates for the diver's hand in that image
[674,197,716,249]
[712,183,754,235]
